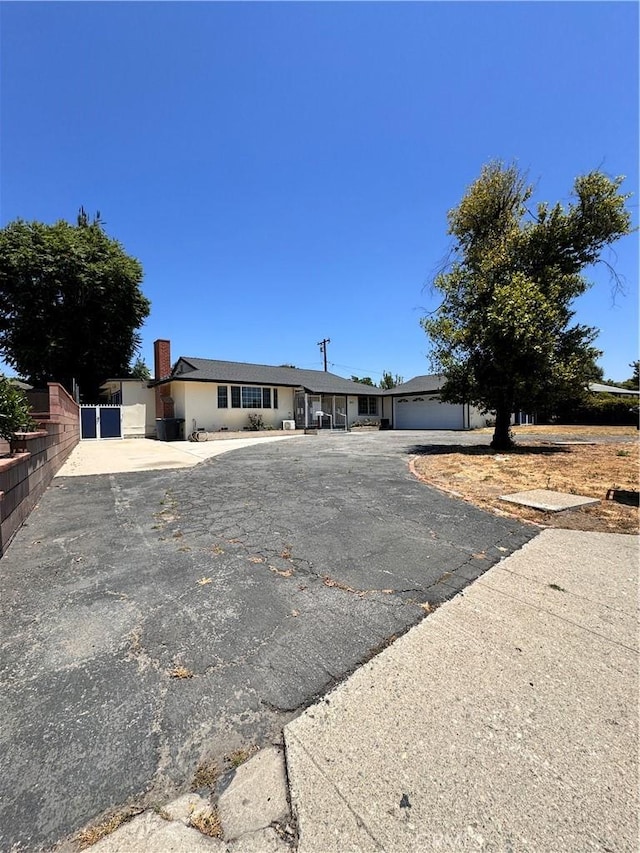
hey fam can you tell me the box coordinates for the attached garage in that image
[383,374,487,431]
[394,395,464,430]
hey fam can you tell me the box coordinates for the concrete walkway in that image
[56,435,301,476]
[286,528,639,853]
[77,528,638,852]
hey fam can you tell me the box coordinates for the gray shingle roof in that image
[383,374,445,395]
[164,357,384,396]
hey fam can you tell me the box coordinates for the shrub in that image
[247,413,264,431]
[0,377,36,440]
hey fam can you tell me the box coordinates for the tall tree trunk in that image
[491,406,514,450]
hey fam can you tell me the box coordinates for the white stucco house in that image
[147,340,490,436]
[151,340,386,434]
[100,343,639,440]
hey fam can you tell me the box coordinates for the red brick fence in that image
[0,383,79,555]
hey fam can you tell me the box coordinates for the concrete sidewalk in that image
[56,435,301,476]
[286,528,639,853]
[80,528,638,852]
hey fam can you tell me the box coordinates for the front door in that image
[294,390,306,428]
[308,396,322,428]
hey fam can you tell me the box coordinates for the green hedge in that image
[555,393,639,425]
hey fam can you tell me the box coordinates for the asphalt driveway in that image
[0,431,536,850]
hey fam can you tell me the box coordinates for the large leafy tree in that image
[0,209,150,400]
[422,162,632,449]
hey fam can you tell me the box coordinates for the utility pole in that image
[317,338,330,372]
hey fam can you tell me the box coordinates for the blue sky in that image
[1,1,638,384]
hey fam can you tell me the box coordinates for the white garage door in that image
[395,397,464,430]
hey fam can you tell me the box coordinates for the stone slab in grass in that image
[500,489,600,512]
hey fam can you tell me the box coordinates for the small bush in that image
[247,413,264,431]
[0,376,35,440]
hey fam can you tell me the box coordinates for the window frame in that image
[358,395,378,416]
[226,385,279,410]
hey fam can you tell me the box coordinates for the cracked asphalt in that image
[0,431,537,851]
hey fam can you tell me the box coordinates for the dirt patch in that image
[411,440,639,534]
[476,424,638,437]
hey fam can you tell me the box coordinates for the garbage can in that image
[164,418,184,441]
[379,418,390,430]
[156,418,184,441]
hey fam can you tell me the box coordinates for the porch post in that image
[304,393,309,429]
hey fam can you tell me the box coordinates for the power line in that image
[329,361,386,378]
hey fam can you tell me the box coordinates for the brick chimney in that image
[154,339,174,419]
[154,339,171,382]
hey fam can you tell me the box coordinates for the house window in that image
[217,386,228,408]
[358,396,378,416]
[242,386,262,408]
[229,386,278,409]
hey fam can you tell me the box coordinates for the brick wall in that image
[0,383,79,555]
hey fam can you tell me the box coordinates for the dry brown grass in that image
[188,807,223,838]
[225,744,259,768]
[476,424,638,437]
[76,806,143,848]
[191,759,219,791]
[411,439,639,534]
[168,665,194,679]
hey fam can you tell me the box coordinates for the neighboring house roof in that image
[156,357,384,396]
[383,374,445,396]
[384,377,640,399]
[589,382,640,397]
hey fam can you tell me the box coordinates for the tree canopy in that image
[379,371,404,390]
[350,375,375,386]
[129,357,151,380]
[422,162,633,449]
[0,210,150,400]
[620,361,640,391]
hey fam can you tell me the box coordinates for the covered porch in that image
[294,390,348,430]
